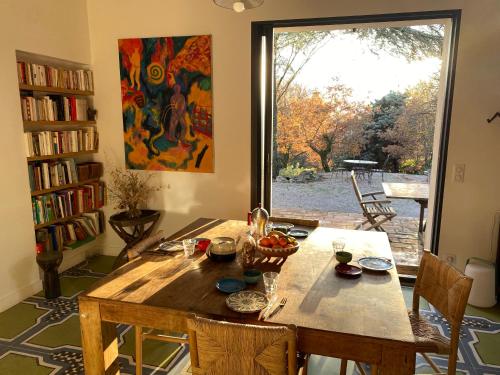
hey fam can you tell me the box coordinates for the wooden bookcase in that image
[17,51,104,254]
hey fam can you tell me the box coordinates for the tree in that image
[273,25,444,176]
[362,91,406,170]
[274,31,333,106]
[382,77,439,172]
[350,25,444,61]
[276,82,368,173]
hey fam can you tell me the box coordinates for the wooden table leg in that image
[379,346,415,374]
[79,299,121,375]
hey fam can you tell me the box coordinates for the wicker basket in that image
[257,243,299,258]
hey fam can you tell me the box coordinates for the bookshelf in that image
[31,178,99,196]
[27,150,98,161]
[24,120,96,126]
[19,84,94,96]
[17,50,104,254]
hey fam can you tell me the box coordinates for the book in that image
[17,61,94,91]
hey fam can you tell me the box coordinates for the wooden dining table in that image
[79,218,416,374]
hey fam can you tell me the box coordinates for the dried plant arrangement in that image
[107,167,161,218]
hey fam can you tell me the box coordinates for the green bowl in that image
[243,269,262,284]
[335,251,353,264]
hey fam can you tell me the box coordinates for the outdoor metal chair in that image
[370,157,390,181]
[350,171,397,231]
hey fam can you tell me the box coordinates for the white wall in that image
[0,0,91,311]
[87,0,500,269]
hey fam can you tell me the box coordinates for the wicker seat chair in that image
[350,171,396,231]
[127,231,190,375]
[341,250,473,375]
[187,314,300,375]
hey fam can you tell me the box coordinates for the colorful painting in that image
[118,35,214,172]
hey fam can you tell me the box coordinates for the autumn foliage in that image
[275,78,438,175]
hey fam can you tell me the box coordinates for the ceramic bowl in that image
[335,251,353,264]
[206,237,236,262]
[243,269,262,284]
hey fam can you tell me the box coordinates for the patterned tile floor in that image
[0,255,498,374]
[0,256,187,375]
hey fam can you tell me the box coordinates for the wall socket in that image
[443,253,456,265]
[454,163,465,183]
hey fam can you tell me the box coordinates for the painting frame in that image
[118,34,214,173]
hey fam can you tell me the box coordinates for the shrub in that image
[279,163,316,178]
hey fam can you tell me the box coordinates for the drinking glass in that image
[332,239,346,254]
[263,271,279,301]
[182,239,196,257]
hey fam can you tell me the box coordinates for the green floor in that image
[0,255,498,374]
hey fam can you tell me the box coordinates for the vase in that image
[127,207,142,219]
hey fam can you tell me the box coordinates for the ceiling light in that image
[233,1,245,12]
[213,0,264,12]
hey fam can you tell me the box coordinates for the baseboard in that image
[0,278,42,313]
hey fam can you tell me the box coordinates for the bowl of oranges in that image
[257,230,299,258]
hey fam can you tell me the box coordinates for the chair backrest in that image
[187,315,297,375]
[127,230,166,260]
[350,171,370,217]
[413,250,473,328]
[350,171,363,203]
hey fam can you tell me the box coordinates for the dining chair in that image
[340,249,473,375]
[127,231,190,375]
[350,171,397,231]
[186,314,300,375]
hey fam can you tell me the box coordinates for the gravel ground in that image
[272,172,428,218]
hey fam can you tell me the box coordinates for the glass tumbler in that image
[182,239,196,257]
[263,271,279,302]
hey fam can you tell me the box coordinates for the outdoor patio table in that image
[79,218,416,374]
[382,182,429,233]
[342,159,378,168]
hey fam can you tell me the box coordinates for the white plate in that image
[358,257,393,272]
[226,291,268,313]
[159,241,184,252]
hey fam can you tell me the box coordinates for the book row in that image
[28,159,77,192]
[17,61,94,91]
[21,95,89,122]
[36,211,103,252]
[31,182,105,226]
[28,160,103,192]
[24,128,98,157]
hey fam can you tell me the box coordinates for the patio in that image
[272,171,428,275]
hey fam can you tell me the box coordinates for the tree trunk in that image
[319,152,331,172]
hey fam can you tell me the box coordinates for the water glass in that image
[263,271,279,301]
[332,239,346,254]
[182,239,196,257]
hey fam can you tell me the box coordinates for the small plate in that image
[216,278,246,294]
[271,222,294,233]
[226,291,268,313]
[159,241,184,252]
[358,257,393,272]
[335,263,362,278]
[288,229,309,238]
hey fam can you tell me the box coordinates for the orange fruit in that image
[269,235,279,245]
[259,237,271,247]
[278,238,288,247]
